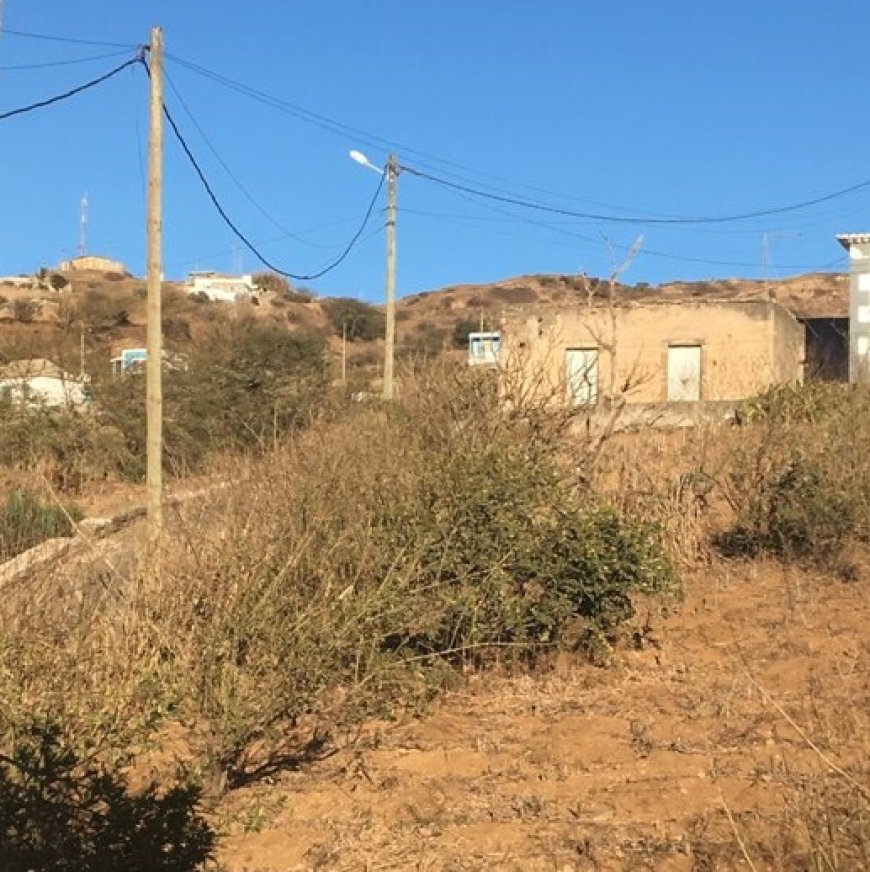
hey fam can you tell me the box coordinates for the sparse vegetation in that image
[0,721,215,872]
[719,383,870,569]
[252,270,290,297]
[0,361,679,792]
[0,267,866,869]
[0,489,82,560]
[451,318,478,348]
[12,299,37,323]
[322,296,385,341]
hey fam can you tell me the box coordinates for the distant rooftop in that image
[836,233,870,249]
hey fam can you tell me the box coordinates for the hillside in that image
[395,271,849,346]
[0,266,849,385]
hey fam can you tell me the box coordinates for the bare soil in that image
[212,553,868,871]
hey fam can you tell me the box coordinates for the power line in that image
[166,51,870,229]
[168,216,374,274]
[147,62,386,281]
[0,55,141,121]
[401,164,870,226]
[162,67,335,251]
[166,52,661,216]
[405,188,844,271]
[1,27,137,49]
[0,48,133,71]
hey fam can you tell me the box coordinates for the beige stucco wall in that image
[59,256,127,274]
[501,299,804,406]
[771,303,806,384]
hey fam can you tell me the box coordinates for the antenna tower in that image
[79,192,89,257]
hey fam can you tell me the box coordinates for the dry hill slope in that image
[216,554,868,870]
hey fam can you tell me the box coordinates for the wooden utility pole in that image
[146,26,164,540]
[341,321,347,385]
[382,154,398,400]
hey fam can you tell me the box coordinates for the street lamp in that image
[350,149,398,399]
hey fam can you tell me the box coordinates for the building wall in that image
[0,375,87,407]
[843,240,870,382]
[771,303,806,384]
[59,256,126,274]
[188,274,256,302]
[501,299,803,406]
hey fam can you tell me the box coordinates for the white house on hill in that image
[0,358,88,408]
[186,271,258,303]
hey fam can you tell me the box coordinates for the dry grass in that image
[0,369,867,869]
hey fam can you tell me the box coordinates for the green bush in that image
[0,403,138,492]
[718,458,856,565]
[719,383,870,568]
[118,363,678,780]
[97,318,329,474]
[322,297,385,341]
[0,721,214,872]
[390,443,677,654]
[0,490,82,560]
[451,318,478,349]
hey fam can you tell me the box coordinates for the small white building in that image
[0,358,88,408]
[110,347,187,377]
[186,271,257,303]
[468,331,502,366]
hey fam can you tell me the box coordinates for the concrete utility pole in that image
[146,26,164,540]
[383,153,398,400]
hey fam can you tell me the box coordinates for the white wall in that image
[0,376,87,408]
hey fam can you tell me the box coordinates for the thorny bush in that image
[0,360,679,791]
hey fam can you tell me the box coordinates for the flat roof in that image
[836,233,870,249]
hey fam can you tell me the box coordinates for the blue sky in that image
[0,2,866,300]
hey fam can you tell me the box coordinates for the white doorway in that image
[566,348,599,405]
[667,345,702,401]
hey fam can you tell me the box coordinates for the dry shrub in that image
[126,363,677,780]
[692,768,869,870]
[0,721,215,871]
[0,360,680,790]
[491,284,537,305]
[0,402,137,493]
[0,489,82,560]
[717,383,870,570]
[594,427,717,568]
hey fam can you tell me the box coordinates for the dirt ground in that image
[211,553,868,871]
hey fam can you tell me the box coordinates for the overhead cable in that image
[167,51,870,227]
[148,61,386,280]
[0,56,141,121]
[401,165,870,226]
[162,68,335,250]
[164,52,643,213]
[0,49,133,71]
[1,27,137,49]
